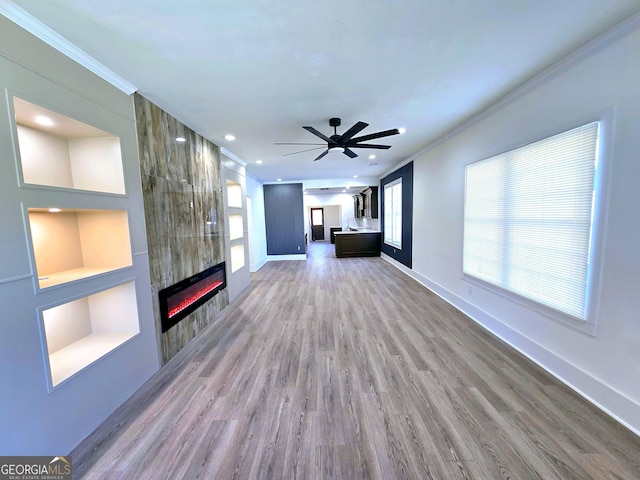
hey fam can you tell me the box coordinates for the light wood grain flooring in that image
[72,241,640,479]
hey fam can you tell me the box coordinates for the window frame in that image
[383,178,403,249]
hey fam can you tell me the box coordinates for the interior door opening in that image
[311,207,325,241]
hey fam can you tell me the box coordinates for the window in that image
[463,122,599,320]
[384,179,402,248]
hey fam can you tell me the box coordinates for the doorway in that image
[311,207,325,241]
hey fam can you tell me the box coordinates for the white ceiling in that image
[6,0,640,185]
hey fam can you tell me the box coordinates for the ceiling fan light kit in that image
[277,117,400,161]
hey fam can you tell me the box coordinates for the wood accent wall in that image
[134,94,228,363]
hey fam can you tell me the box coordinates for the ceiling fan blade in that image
[274,142,326,145]
[282,146,327,156]
[350,128,400,143]
[340,121,369,142]
[303,126,332,143]
[343,148,358,158]
[313,149,330,161]
[346,143,392,149]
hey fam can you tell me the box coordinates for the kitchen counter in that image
[334,229,381,234]
[334,230,381,257]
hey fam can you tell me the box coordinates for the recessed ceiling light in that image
[256,159,263,164]
[224,134,236,141]
[353,175,358,178]
[277,178,282,181]
[342,190,346,193]
[35,115,54,127]
[48,208,61,213]
[398,127,406,134]
[176,137,186,142]
[369,154,376,160]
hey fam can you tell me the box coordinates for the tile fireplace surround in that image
[135,94,229,363]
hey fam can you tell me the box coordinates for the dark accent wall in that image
[264,183,306,255]
[134,94,228,364]
[380,162,413,268]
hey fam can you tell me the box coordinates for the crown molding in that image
[0,0,137,94]
[220,147,247,167]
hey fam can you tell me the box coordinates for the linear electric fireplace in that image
[159,262,226,333]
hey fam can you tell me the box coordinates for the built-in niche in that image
[231,244,245,273]
[40,281,140,389]
[27,208,133,289]
[13,97,126,195]
[227,181,243,208]
[229,213,243,241]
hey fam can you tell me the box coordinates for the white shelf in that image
[13,97,126,195]
[28,209,133,289]
[42,281,140,388]
[38,267,120,289]
[48,333,136,387]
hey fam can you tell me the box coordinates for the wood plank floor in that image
[72,241,640,479]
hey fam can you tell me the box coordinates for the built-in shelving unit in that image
[27,208,132,289]
[8,93,143,391]
[226,179,245,273]
[221,152,250,302]
[41,282,140,387]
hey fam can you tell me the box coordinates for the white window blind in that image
[384,179,402,248]
[463,122,599,320]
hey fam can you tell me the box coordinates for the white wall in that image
[303,192,357,236]
[246,174,267,271]
[401,27,640,434]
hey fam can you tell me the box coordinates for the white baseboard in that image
[250,258,268,272]
[266,254,306,262]
[381,253,640,438]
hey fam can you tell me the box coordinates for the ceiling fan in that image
[275,117,400,161]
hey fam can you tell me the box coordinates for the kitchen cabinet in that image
[353,186,378,218]
[353,193,363,218]
[362,186,378,218]
[334,231,382,257]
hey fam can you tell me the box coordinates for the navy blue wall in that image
[264,183,306,255]
[380,162,413,268]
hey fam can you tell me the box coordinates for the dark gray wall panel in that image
[380,162,413,268]
[264,183,306,255]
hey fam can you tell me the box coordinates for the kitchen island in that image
[334,230,382,258]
